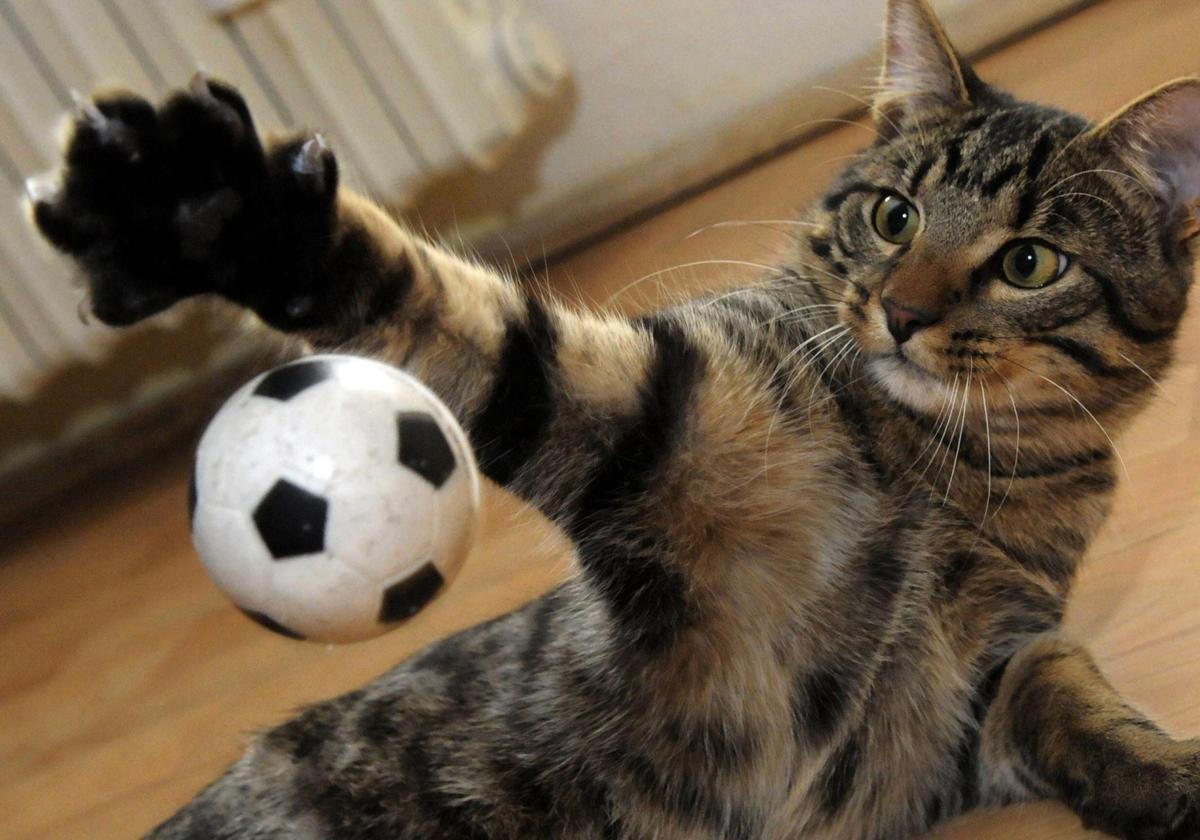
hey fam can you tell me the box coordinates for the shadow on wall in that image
[399,79,579,265]
[0,311,289,527]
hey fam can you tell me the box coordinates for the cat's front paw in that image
[1070,740,1200,840]
[29,74,339,327]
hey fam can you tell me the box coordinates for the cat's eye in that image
[873,194,920,244]
[1000,242,1069,289]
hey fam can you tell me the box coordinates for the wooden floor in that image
[3,1,1199,837]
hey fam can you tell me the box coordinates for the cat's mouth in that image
[866,347,960,414]
[891,347,935,379]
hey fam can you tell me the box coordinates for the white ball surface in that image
[190,354,480,643]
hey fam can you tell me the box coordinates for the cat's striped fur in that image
[29,1,1200,837]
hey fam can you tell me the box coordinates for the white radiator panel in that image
[0,0,566,400]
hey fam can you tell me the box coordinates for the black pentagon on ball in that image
[253,478,328,559]
[378,562,445,623]
[397,412,456,489]
[238,607,305,640]
[253,359,332,401]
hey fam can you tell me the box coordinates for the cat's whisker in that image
[1001,354,1131,482]
[860,77,934,148]
[811,85,901,138]
[1046,191,1124,222]
[685,219,823,240]
[695,285,794,312]
[807,334,858,408]
[764,352,834,471]
[982,359,1021,522]
[794,259,854,289]
[826,336,862,389]
[942,364,973,505]
[769,302,842,315]
[977,379,992,530]
[766,276,847,308]
[791,327,854,386]
[831,334,860,374]
[845,345,864,377]
[900,376,959,485]
[763,303,842,326]
[797,273,849,294]
[909,111,931,152]
[777,328,855,428]
[929,379,965,496]
[603,259,794,306]
[762,324,850,468]
[795,345,865,432]
[824,152,874,166]
[808,85,921,168]
[787,116,886,145]
[793,273,849,300]
[900,373,962,496]
[807,367,870,413]
[1044,168,1154,200]
[905,385,962,509]
[1117,351,1174,403]
[1045,211,1078,230]
[1041,125,1090,176]
[783,323,848,359]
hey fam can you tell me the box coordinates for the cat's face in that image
[817,0,1198,425]
[828,102,1189,419]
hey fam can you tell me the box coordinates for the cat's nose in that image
[882,297,937,345]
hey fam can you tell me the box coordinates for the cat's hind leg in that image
[980,634,1200,840]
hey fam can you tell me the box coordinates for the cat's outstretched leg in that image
[29,76,696,651]
[31,76,849,660]
[981,634,1200,840]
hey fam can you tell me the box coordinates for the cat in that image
[26,0,1200,837]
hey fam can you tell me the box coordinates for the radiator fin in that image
[0,0,566,400]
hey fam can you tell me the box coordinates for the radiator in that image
[0,0,566,400]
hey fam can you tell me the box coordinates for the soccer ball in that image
[189,354,480,643]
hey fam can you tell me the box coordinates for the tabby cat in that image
[27,1,1200,837]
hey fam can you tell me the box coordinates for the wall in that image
[410,0,1089,258]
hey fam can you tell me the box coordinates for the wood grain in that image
[2,1,1198,837]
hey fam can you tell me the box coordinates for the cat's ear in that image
[875,0,977,123]
[1088,78,1200,231]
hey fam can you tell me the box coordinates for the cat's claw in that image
[70,88,106,128]
[24,172,59,205]
[290,133,334,197]
[293,134,328,175]
[188,70,210,99]
[187,71,245,142]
